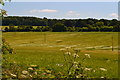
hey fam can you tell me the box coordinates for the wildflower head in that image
[34,72,37,75]
[28,67,33,71]
[65,52,71,55]
[100,68,107,71]
[73,64,78,68]
[22,70,29,75]
[93,70,96,72]
[84,68,92,71]
[76,74,82,78]
[45,70,52,74]
[73,61,78,64]
[65,47,71,50]
[84,54,91,58]
[20,74,27,78]
[101,76,104,78]
[56,64,63,67]
[10,73,17,77]
[60,48,66,52]
[73,53,79,58]
[30,65,38,68]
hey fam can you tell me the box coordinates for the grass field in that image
[2,32,118,78]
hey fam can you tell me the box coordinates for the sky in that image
[9,0,120,2]
[2,2,118,20]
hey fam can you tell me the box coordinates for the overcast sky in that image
[2,2,118,20]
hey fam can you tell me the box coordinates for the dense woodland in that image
[2,16,120,32]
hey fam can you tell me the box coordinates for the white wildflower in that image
[10,73,17,77]
[46,70,52,74]
[28,67,33,70]
[73,64,78,68]
[65,52,71,55]
[84,68,92,71]
[34,72,37,75]
[73,53,79,58]
[76,74,82,78]
[73,61,78,64]
[56,64,63,67]
[60,48,66,51]
[93,70,96,72]
[20,74,27,78]
[29,75,32,78]
[100,68,107,71]
[13,61,16,64]
[30,65,38,68]
[65,47,71,49]
[101,76,104,78]
[84,54,91,58]
[22,70,29,75]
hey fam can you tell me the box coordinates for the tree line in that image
[2,16,120,32]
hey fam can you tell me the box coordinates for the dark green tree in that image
[53,23,66,32]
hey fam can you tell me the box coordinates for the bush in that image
[2,39,15,54]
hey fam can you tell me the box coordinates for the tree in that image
[0,0,11,17]
[81,27,88,32]
[64,20,73,27]
[35,26,42,32]
[53,23,66,32]
[9,24,16,31]
[17,25,26,31]
[4,27,9,32]
[95,22,104,27]
[75,19,87,27]
[113,24,120,32]
[25,26,33,32]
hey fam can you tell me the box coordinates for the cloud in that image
[29,9,58,13]
[66,11,80,16]
[109,13,118,18]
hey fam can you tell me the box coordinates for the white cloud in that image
[66,11,80,16]
[29,9,58,13]
[109,13,118,18]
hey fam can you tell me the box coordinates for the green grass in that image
[2,32,118,78]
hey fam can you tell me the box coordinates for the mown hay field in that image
[2,32,118,78]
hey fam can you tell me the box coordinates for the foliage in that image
[52,23,66,32]
[60,47,89,78]
[0,0,11,17]
[2,16,120,32]
[2,38,15,54]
